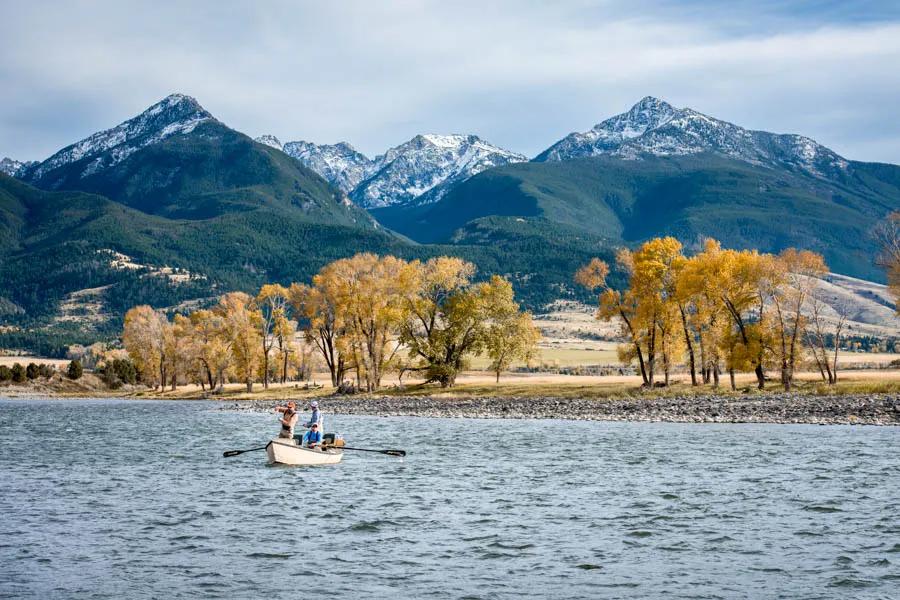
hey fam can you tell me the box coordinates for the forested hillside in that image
[377,154,900,282]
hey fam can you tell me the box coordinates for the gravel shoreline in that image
[224,393,900,425]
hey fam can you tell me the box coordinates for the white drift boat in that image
[265,438,344,466]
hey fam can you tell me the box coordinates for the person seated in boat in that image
[303,400,322,430]
[302,422,322,449]
[274,401,299,439]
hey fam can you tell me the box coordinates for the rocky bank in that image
[224,393,900,425]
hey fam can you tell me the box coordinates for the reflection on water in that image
[1,398,898,599]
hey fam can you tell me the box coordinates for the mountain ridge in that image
[535,96,850,179]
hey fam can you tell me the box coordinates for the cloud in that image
[1,0,899,163]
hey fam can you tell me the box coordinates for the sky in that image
[2,0,899,163]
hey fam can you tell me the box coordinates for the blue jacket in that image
[305,408,321,428]
[302,430,322,446]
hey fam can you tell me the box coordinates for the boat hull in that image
[265,439,343,466]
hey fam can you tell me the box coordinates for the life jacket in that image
[303,430,322,446]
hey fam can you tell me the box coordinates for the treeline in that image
[122,253,540,392]
[0,360,83,383]
[577,237,844,391]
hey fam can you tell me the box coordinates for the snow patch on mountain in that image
[279,140,374,194]
[537,96,849,178]
[23,94,214,183]
[0,157,31,177]
[351,134,526,208]
[255,135,283,151]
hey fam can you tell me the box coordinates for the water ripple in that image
[1,398,898,599]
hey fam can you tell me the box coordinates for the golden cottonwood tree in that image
[217,292,262,392]
[329,253,418,391]
[484,303,540,383]
[576,255,651,386]
[189,309,231,390]
[771,249,827,390]
[255,284,291,389]
[400,257,482,387]
[123,305,173,389]
[578,237,832,390]
[291,279,350,388]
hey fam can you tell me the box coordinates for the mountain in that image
[255,135,284,150]
[1,158,25,177]
[0,157,32,177]
[0,170,422,353]
[349,134,526,208]
[535,96,849,179]
[19,94,372,225]
[21,94,213,184]
[382,128,900,282]
[279,140,374,194]
[0,96,604,354]
[5,92,900,355]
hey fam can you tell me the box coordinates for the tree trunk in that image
[754,364,765,390]
[262,350,269,390]
[495,370,501,383]
[620,309,649,386]
[712,364,720,389]
[679,306,697,386]
[781,357,791,392]
[729,368,736,391]
[246,379,253,393]
[699,336,709,384]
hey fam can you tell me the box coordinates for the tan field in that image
[0,357,69,368]
[129,366,900,403]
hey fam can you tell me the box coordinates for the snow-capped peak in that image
[23,93,214,183]
[0,157,32,177]
[536,97,849,178]
[280,140,374,194]
[255,135,283,151]
[351,134,527,208]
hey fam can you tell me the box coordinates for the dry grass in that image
[126,368,900,402]
[0,357,70,368]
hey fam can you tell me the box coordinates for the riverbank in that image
[223,392,900,425]
[4,372,900,425]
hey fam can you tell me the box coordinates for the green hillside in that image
[23,121,373,226]
[0,172,612,354]
[378,154,900,281]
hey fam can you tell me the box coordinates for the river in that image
[1,398,898,598]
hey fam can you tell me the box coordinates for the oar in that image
[223,445,268,458]
[327,445,406,457]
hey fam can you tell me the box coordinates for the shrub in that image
[11,363,26,383]
[98,358,138,389]
[0,365,11,381]
[38,364,55,379]
[111,359,138,385]
[67,360,83,380]
[26,363,39,380]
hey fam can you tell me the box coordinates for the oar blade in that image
[223,445,268,458]
[384,449,406,457]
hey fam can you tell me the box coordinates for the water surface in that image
[1,398,898,598]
